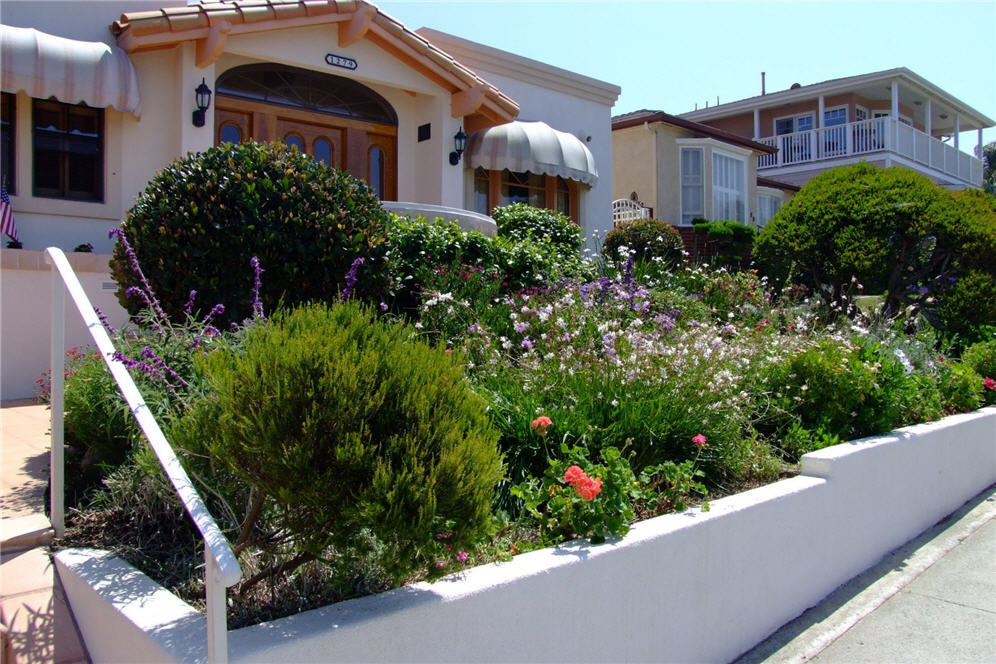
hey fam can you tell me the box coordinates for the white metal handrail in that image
[46,247,241,664]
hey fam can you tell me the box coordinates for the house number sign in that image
[325,54,358,70]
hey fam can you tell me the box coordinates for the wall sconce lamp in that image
[449,126,467,165]
[192,77,213,128]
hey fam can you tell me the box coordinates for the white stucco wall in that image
[0,250,129,400]
[56,407,996,663]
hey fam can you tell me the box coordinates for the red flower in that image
[576,476,602,501]
[532,416,552,437]
[564,465,586,485]
[985,377,996,392]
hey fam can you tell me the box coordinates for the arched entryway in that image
[214,63,398,200]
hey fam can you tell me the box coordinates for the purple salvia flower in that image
[109,228,168,325]
[250,257,266,320]
[184,291,197,317]
[201,303,225,326]
[138,347,190,388]
[93,306,117,337]
[341,257,365,302]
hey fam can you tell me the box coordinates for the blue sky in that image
[377,0,996,152]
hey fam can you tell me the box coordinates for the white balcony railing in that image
[756,117,983,187]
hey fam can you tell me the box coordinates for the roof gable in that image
[110,0,519,130]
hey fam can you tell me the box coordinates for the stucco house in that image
[679,68,993,191]
[611,109,798,231]
[0,0,620,399]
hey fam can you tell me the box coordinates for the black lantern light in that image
[192,77,213,128]
[449,126,467,165]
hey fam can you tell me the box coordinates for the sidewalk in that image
[1,399,87,664]
[737,484,996,664]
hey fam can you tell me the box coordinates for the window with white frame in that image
[774,113,814,135]
[757,192,782,227]
[680,147,704,224]
[823,106,847,126]
[712,150,746,222]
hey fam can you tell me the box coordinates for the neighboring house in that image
[0,0,619,399]
[679,68,994,190]
[611,109,798,231]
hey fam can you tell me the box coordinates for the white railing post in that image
[50,264,65,537]
[205,551,229,664]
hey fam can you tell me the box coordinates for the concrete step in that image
[0,514,54,553]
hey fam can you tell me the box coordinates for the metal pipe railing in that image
[45,247,242,664]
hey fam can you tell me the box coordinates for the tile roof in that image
[110,0,519,129]
[612,109,776,154]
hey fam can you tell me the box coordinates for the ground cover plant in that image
[54,151,996,629]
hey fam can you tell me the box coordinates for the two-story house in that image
[679,68,993,190]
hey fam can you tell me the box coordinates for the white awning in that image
[466,120,598,186]
[0,25,141,116]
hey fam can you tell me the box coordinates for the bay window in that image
[712,150,746,222]
[680,147,703,224]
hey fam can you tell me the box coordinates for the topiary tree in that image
[171,300,504,587]
[111,142,391,325]
[753,163,996,336]
[492,202,583,255]
[601,218,684,265]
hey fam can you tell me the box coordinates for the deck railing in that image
[46,247,241,664]
[756,117,983,187]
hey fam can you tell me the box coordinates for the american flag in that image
[0,183,16,242]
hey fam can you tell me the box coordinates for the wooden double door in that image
[215,96,397,200]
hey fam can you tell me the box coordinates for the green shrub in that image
[937,361,983,412]
[111,142,390,325]
[492,203,583,255]
[755,338,913,455]
[601,218,684,266]
[692,219,756,269]
[963,339,996,381]
[172,301,503,582]
[383,215,594,311]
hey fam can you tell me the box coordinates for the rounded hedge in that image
[111,142,390,325]
[492,202,583,254]
[172,301,503,580]
[601,218,684,265]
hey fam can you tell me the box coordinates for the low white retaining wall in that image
[56,407,996,663]
[0,249,129,400]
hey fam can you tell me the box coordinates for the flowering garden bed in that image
[48,149,996,649]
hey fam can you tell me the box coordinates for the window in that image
[1,93,14,192]
[680,147,704,224]
[369,147,385,199]
[473,167,577,221]
[712,151,746,222]
[757,193,782,227]
[823,107,847,127]
[219,123,242,145]
[33,99,103,201]
[775,113,814,135]
[855,105,869,121]
[873,110,913,126]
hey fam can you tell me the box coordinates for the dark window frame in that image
[32,98,104,202]
[1,92,14,193]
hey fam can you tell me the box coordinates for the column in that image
[753,109,760,139]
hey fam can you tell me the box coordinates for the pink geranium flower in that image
[532,416,552,437]
[985,377,996,392]
[691,433,708,448]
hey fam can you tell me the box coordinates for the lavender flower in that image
[93,306,117,337]
[341,257,365,302]
[184,291,197,317]
[109,228,168,325]
[250,257,266,320]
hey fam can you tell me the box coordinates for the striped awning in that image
[0,25,141,116]
[466,121,598,186]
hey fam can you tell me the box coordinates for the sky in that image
[377,0,996,152]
